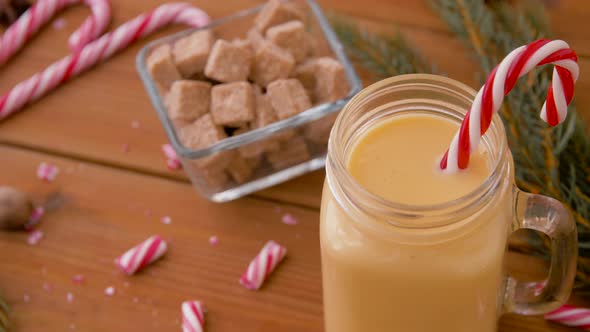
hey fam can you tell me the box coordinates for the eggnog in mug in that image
[320,74,577,332]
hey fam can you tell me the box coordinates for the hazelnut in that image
[0,186,33,230]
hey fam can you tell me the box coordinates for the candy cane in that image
[440,39,578,173]
[240,241,287,290]
[181,301,205,332]
[116,235,167,275]
[0,2,210,121]
[545,304,590,329]
[0,0,112,65]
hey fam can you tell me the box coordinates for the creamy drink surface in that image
[320,113,512,332]
[348,114,490,205]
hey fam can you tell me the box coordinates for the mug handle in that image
[503,188,578,315]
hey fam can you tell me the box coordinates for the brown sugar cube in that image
[204,40,252,82]
[247,28,265,50]
[191,164,230,191]
[210,82,255,127]
[254,0,304,32]
[232,38,254,57]
[292,58,319,99]
[267,79,311,120]
[251,41,294,87]
[147,44,181,90]
[172,30,215,78]
[266,136,311,170]
[178,114,232,169]
[250,87,295,142]
[236,93,280,158]
[166,80,211,122]
[315,57,349,102]
[226,154,261,184]
[266,20,307,63]
[304,111,339,145]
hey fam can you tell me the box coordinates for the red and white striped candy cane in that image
[545,304,590,329]
[240,240,287,290]
[440,39,579,173]
[181,301,205,332]
[0,0,112,65]
[0,2,210,121]
[116,235,167,275]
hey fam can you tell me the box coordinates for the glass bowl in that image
[136,0,362,202]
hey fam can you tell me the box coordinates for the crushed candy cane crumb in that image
[104,286,116,297]
[43,282,53,292]
[281,213,298,225]
[37,162,59,181]
[162,144,182,170]
[25,206,45,230]
[23,294,30,302]
[131,120,141,129]
[67,292,74,303]
[161,216,172,225]
[72,274,85,284]
[209,235,218,246]
[122,143,130,153]
[52,18,67,30]
[27,230,44,245]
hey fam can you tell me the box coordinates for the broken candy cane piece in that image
[116,235,167,275]
[240,240,286,290]
[181,300,205,332]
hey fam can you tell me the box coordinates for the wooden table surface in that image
[0,0,588,331]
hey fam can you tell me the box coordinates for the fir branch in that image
[329,14,431,79]
[432,0,590,289]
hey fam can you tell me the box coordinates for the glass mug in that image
[320,74,578,332]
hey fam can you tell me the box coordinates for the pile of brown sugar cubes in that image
[146,0,349,190]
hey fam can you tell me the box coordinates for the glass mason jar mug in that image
[320,74,578,332]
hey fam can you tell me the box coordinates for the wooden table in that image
[0,0,588,331]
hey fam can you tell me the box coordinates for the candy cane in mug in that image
[0,2,210,121]
[116,235,167,275]
[181,301,205,332]
[240,240,287,290]
[440,39,578,173]
[0,0,112,65]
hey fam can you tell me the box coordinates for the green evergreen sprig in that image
[329,15,432,78]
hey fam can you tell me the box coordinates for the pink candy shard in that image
[104,286,116,296]
[181,301,205,332]
[52,18,67,30]
[66,292,74,303]
[161,216,172,225]
[281,213,298,225]
[27,230,44,245]
[162,143,182,170]
[240,240,287,290]
[72,274,85,284]
[116,235,167,275]
[209,235,218,246]
[25,206,45,230]
[37,162,59,181]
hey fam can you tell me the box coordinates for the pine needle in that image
[329,14,432,78]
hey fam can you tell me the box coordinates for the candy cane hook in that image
[0,2,210,121]
[0,0,112,65]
